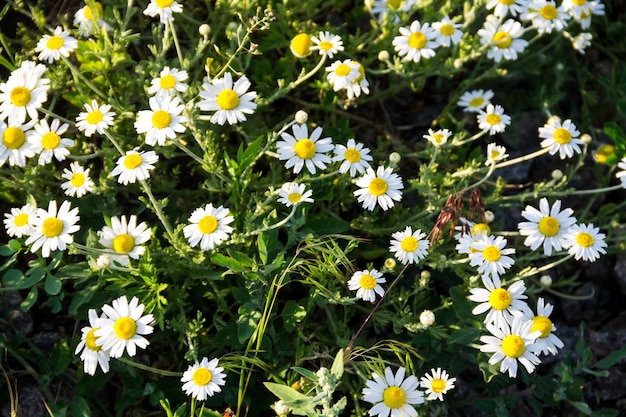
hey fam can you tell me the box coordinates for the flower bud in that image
[581,133,592,145]
[199,24,210,36]
[540,275,552,287]
[96,254,110,270]
[295,110,308,124]
[484,210,495,223]
[384,257,397,270]
[419,310,436,327]
[551,169,563,181]
[378,50,390,62]
[389,152,401,163]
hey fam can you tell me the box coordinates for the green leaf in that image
[450,285,473,319]
[304,217,350,235]
[3,269,25,287]
[8,239,22,252]
[263,382,316,416]
[569,401,592,415]
[448,327,481,345]
[228,250,254,268]
[237,135,263,173]
[593,344,626,369]
[49,340,72,375]
[258,233,268,264]
[291,367,318,382]
[20,287,38,311]
[282,300,306,332]
[0,244,15,256]
[237,305,261,344]
[591,409,618,417]
[71,395,91,417]
[330,349,344,378]
[604,122,626,150]
[211,253,246,272]
[45,274,62,295]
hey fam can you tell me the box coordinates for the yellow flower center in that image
[71,173,86,187]
[290,33,312,58]
[84,2,103,21]
[318,41,333,51]
[387,0,402,9]
[10,87,31,107]
[354,62,365,83]
[430,378,446,393]
[112,233,135,254]
[344,148,361,163]
[46,36,64,50]
[86,110,104,125]
[502,334,525,358]
[41,132,61,150]
[408,31,426,49]
[14,213,29,227]
[335,63,351,77]
[151,110,172,129]
[368,178,388,197]
[288,193,302,203]
[432,133,444,144]
[531,315,553,338]
[539,5,558,20]
[572,0,586,5]
[499,0,515,4]
[440,23,455,36]
[490,150,501,160]
[575,232,594,248]
[216,89,240,110]
[3,127,26,149]
[488,288,511,310]
[493,31,512,49]
[538,216,559,237]
[42,217,64,237]
[294,138,316,159]
[85,327,102,351]
[159,74,177,90]
[486,113,501,125]
[400,236,419,252]
[595,144,615,164]
[113,317,137,340]
[472,223,491,236]
[198,215,218,234]
[123,154,143,169]
[359,274,377,290]
[192,368,213,386]
[553,127,572,144]
[483,245,502,262]
[382,386,406,409]
[156,0,175,8]
[469,97,484,108]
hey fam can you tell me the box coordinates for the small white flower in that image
[147,66,189,98]
[389,226,429,265]
[3,204,37,238]
[393,20,438,63]
[61,162,95,197]
[570,32,593,54]
[367,0,416,22]
[469,275,533,329]
[197,72,257,126]
[181,357,226,401]
[0,63,50,124]
[35,26,78,63]
[183,204,234,251]
[25,200,80,258]
[518,198,577,256]
[525,0,570,34]
[332,138,373,177]
[478,15,528,62]
[98,215,152,266]
[134,95,188,146]
[562,0,603,19]
[345,61,370,99]
[362,367,425,417]
[424,128,452,147]
[111,149,159,185]
[457,89,494,113]
[0,120,37,167]
[562,223,607,262]
[74,309,110,376]
[354,166,404,211]
[310,31,344,58]
[539,118,583,159]
[530,297,564,356]
[420,368,456,401]
[477,104,511,135]
[31,118,73,165]
[277,182,314,207]
[347,269,386,302]
[487,0,529,17]
[432,16,463,47]
[73,1,110,37]
[143,0,183,23]
[276,124,334,174]
[486,143,509,166]
[75,99,115,137]
[469,235,516,279]
[326,59,361,93]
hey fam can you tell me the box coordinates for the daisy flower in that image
[487,0,529,17]
[34,26,78,63]
[432,16,463,47]
[3,203,37,238]
[530,297,564,356]
[616,157,626,188]
[74,309,110,376]
[389,226,429,265]
[478,15,528,62]
[518,198,577,256]
[477,104,511,135]
[276,123,334,174]
[562,223,607,262]
[345,61,370,100]
[147,66,189,98]
[61,162,95,197]
[539,118,583,159]
[75,99,115,137]
[570,32,593,54]
[455,220,492,255]
[525,0,570,34]
[98,215,152,266]
[423,128,452,147]
[354,166,404,211]
[469,235,515,279]
[362,367,425,417]
[479,317,542,378]
[134,95,187,146]
[570,1,604,28]
[277,182,314,207]
[0,120,37,167]
[73,1,109,37]
[181,357,226,401]
[392,20,438,63]
[457,89,494,113]
[95,295,154,358]
[0,63,50,124]
[31,118,73,165]
[347,269,386,302]
[332,138,373,176]
[367,0,416,23]
[310,31,344,59]
[468,275,532,329]
[143,0,183,23]
[485,143,509,166]
[326,59,361,93]
[420,368,456,401]
[290,33,313,58]
[25,200,80,258]
[111,149,158,185]
[197,72,257,125]
[183,204,234,251]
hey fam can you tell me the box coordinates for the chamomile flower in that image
[479,316,542,378]
[35,27,78,63]
[393,20,438,63]
[477,104,511,135]
[469,275,533,329]
[98,215,152,266]
[478,15,528,62]
[73,1,109,37]
[143,0,183,23]
[277,182,314,207]
[367,0,416,23]
[530,298,564,355]
[362,367,425,417]
[310,31,344,59]
[61,162,95,197]
[75,309,110,376]
[389,226,429,265]
[432,16,463,47]
[197,72,257,125]
[147,66,189,98]
[183,204,234,251]
[31,118,73,164]
[617,158,626,188]
[0,63,50,124]
[75,99,115,137]
[570,32,593,54]
[25,200,80,258]
[111,149,159,185]
[469,235,515,279]
[347,269,386,302]
[485,143,509,166]
[539,118,583,159]
[290,33,313,58]
[345,61,370,100]
[570,0,604,28]
[333,138,373,176]
[455,220,492,255]
[181,357,226,401]
[326,59,361,93]
[525,0,570,34]
[354,166,404,211]
[420,368,456,401]
[134,95,187,146]
[95,295,154,358]
[3,204,37,238]
[562,223,607,262]
[276,123,334,174]
[487,0,529,17]
[424,128,452,147]
[0,120,37,167]
[457,89,494,113]
[518,198,577,256]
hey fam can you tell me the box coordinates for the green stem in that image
[570,184,623,195]
[493,147,550,169]
[139,178,176,245]
[117,357,182,376]
[263,54,327,104]
[458,164,495,193]
[61,55,108,100]
[168,19,185,67]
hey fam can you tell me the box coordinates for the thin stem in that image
[263,55,327,104]
[168,19,185,67]
[139,178,176,244]
[493,147,550,169]
[102,129,125,155]
[238,205,298,239]
[117,357,182,377]
[518,253,575,279]
[452,129,487,147]
[570,184,623,195]
[61,55,108,100]
[459,164,495,193]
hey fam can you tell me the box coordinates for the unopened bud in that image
[581,133,592,145]
[419,309,436,327]
[389,152,401,163]
[384,258,397,270]
[540,275,552,287]
[551,169,564,181]
[199,24,210,36]
[484,210,495,223]
[295,110,308,124]
[378,50,390,62]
